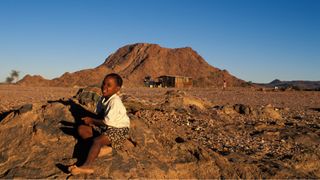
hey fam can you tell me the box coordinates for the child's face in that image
[101,77,120,97]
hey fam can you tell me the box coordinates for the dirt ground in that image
[124,87,320,109]
[0,85,78,113]
[1,85,320,113]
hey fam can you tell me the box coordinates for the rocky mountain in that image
[260,79,320,90]
[18,43,245,87]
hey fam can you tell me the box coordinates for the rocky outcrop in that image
[0,89,319,178]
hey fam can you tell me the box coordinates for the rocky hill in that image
[18,66,109,87]
[17,75,51,86]
[259,79,320,91]
[18,43,244,87]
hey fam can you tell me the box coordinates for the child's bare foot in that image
[68,165,76,173]
[68,165,94,175]
[98,146,112,157]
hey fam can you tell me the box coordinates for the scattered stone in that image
[233,104,251,115]
[17,104,33,114]
[161,90,212,111]
[262,104,282,120]
[221,105,236,115]
[175,137,186,143]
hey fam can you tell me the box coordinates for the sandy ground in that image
[1,85,320,113]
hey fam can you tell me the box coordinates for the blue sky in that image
[0,0,319,83]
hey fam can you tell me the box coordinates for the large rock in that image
[216,103,282,120]
[261,104,282,120]
[74,86,102,113]
[0,102,76,178]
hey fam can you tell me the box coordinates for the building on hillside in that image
[144,76,157,87]
[157,75,193,88]
[144,75,193,88]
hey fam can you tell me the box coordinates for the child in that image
[69,73,130,175]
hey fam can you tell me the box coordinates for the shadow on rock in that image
[50,99,100,167]
[48,99,100,124]
[0,104,33,123]
[55,163,70,174]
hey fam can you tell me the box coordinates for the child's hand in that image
[82,117,94,125]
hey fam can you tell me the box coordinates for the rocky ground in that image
[0,85,78,113]
[0,85,319,178]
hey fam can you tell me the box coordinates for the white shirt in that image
[96,94,130,128]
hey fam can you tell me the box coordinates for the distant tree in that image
[6,76,14,83]
[241,81,253,87]
[5,70,20,84]
[10,70,20,83]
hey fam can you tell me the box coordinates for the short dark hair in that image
[104,73,123,87]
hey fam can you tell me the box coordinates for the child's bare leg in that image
[78,125,93,139]
[98,146,112,157]
[69,125,95,174]
[70,135,110,175]
[81,135,110,167]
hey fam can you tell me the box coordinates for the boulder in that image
[233,104,251,115]
[262,104,282,120]
[75,87,102,113]
[161,90,212,110]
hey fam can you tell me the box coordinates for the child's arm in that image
[82,117,106,126]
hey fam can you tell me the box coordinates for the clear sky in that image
[0,0,319,83]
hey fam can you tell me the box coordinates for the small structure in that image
[144,76,153,87]
[157,75,193,88]
[144,76,159,88]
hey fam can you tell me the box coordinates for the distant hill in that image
[259,79,320,90]
[18,67,109,87]
[18,43,245,87]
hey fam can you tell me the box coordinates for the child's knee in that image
[93,135,109,145]
[78,125,88,132]
[78,125,85,133]
[78,125,92,138]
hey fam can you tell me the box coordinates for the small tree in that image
[5,70,20,84]
[241,81,253,87]
[6,76,14,83]
[10,70,20,83]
